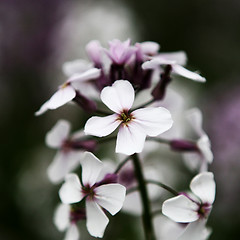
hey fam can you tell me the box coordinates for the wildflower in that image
[46,120,96,183]
[84,80,173,155]
[162,172,216,223]
[59,152,126,238]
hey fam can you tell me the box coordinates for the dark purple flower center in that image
[197,202,212,218]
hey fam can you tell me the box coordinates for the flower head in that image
[162,172,216,223]
[59,152,126,238]
[84,80,173,155]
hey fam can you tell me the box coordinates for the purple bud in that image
[71,139,97,152]
[70,208,86,223]
[151,65,172,100]
[170,139,198,152]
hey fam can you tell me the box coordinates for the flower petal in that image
[45,120,71,148]
[84,114,120,137]
[172,65,206,82]
[162,195,199,223]
[186,108,205,136]
[65,224,80,240]
[95,184,126,215]
[101,80,135,113]
[80,152,103,187]
[47,151,82,184]
[132,107,173,136]
[190,172,216,204]
[35,100,50,116]
[116,122,146,155]
[158,51,187,66]
[68,68,101,83]
[86,200,109,238]
[59,174,83,204]
[197,135,213,164]
[47,86,76,109]
[178,220,212,240]
[62,59,93,77]
[142,58,175,70]
[54,204,70,231]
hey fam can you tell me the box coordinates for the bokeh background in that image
[1,0,240,239]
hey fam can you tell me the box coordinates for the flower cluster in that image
[36,39,214,240]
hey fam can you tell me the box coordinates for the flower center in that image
[197,203,211,218]
[60,82,70,89]
[119,110,133,124]
[82,185,95,200]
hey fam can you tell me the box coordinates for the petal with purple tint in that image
[162,195,199,223]
[101,80,135,113]
[54,203,70,232]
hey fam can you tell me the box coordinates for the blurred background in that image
[1,0,240,239]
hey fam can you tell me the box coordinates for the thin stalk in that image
[114,156,131,174]
[132,153,156,240]
[146,137,171,145]
[145,179,178,196]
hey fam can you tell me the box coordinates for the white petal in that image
[86,200,109,238]
[65,224,80,240]
[162,195,199,223]
[100,80,135,113]
[178,220,211,240]
[190,172,216,204]
[139,41,160,55]
[172,64,206,82]
[80,152,103,187]
[197,135,213,164]
[47,151,82,184]
[84,114,120,137]
[47,86,76,109]
[59,174,83,204]
[35,100,50,116]
[116,122,146,155]
[62,59,93,77]
[142,58,175,70]
[186,108,205,136]
[68,68,101,83]
[95,184,126,215]
[54,204,70,231]
[132,107,173,136]
[45,120,71,148]
[158,51,187,66]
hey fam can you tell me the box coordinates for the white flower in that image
[162,172,216,223]
[142,52,206,82]
[59,152,126,238]
[84,80,173,155]
[46,120,96,184]
[183,108,213,172]
[54,203,83,240]
[35,68,100,115]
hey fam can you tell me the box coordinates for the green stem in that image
[114,156,131,174]
[145,179,178,196]
[132,153,156,240]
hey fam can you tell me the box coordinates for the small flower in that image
[183,108,213,172]
[105,39,136,65]
[86,40,103,67]
[54,203,85,240]
[59,152,126,238]
[84,80,173,155]
[35,68,100,115]
[46,120,96,184]
[162,172,216,223]
[142,51,206,82]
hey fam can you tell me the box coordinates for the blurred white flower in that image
[59,152,126,238]
[162,172,216,223]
